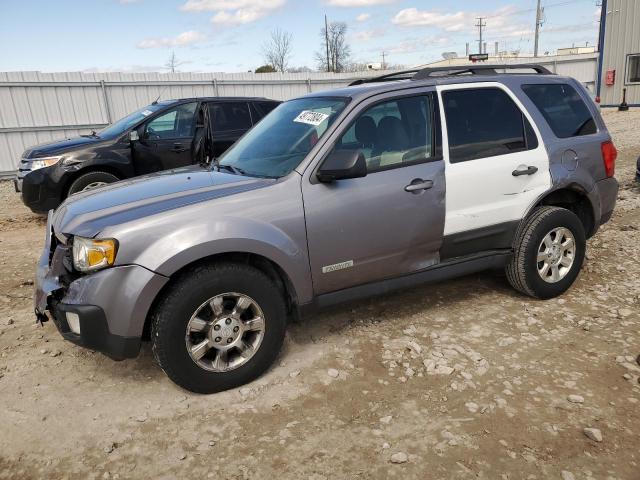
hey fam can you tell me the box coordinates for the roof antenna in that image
[152,84,170,105]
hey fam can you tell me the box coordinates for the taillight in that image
[601,141,617,178]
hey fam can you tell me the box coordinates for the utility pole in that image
[381,51,386,70]
[325,14,330,72]
[475,17,486,54]
[533,0,543,57]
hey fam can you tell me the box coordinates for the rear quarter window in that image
[522,83,596,138]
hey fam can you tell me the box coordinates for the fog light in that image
[66,312,81,334]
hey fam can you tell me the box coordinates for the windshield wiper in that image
[217,164,277,179]
[217,164,241,175]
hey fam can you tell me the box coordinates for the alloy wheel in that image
[185,293,265,372]
[536,227,576,283]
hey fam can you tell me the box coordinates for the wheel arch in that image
[62,164,126,199]
[141,251,300,340]
[529,184,596,238]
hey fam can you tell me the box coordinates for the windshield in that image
[218,97,348,178]
[98,103,166,137]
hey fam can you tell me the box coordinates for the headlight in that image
[72,236,118,272]
[29,156,63,171]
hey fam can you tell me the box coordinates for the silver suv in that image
[35,65,619,393]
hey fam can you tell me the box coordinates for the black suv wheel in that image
[151,262,287,393]
[506,206,586,299]
[68,171,119,196]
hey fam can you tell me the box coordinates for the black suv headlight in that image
[29,155,64,171]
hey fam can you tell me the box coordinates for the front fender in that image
[124,216,313,305]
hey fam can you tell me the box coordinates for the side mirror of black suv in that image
[317,150,367,183]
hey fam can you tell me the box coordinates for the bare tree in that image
[315,21,351,73]
[262,29,292,73]
[164,51,184,73]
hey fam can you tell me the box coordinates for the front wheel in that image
[67,171,119,196]
[151,263,287,393]
[506,206,586,299]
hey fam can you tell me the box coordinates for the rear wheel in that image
[67,171,119,196]
[151,263,287,393]
[506,206,586,299]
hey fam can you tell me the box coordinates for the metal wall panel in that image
[600,0,640,106]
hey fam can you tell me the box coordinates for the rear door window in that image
[442,87,538,163]
[210,102,252,132]
[522,83,596,138]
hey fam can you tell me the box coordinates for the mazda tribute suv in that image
[34,65,618,393]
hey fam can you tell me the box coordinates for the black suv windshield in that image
[218,97,348,178]
[98,103,167,138]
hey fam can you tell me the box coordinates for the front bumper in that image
[34,212,169,360]
[20,166,65,214]
[48,302,141,360]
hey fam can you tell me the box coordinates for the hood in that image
[25,135,105,158]
[52,166,275,238]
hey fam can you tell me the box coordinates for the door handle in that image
[404,179,434,192]
[170,143,187,153]
[512,165,538,176]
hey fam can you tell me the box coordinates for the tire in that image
[151,262,287,394]
[506,206,586,299]
[67,171,119,196]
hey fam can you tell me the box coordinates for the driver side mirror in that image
[317,150,367,183]
[129,130,139,142]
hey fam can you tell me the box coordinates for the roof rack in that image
[348,69,422,86]
[348,64,553,86]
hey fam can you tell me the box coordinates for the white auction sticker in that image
[141,110,154,117]
[293,110,330,126]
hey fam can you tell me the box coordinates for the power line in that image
[484,0,591,19]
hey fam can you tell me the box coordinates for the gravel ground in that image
[0,110,639,480]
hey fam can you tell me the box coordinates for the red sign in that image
[605,69,615,86]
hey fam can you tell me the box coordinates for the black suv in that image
[15,97,280,213]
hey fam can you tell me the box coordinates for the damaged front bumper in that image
[34,211,168,360]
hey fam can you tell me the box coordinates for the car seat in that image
[371,116,410,168]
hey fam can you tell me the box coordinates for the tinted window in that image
[211,102,252,131]
[522,83,596,138]
[332,95,438,172]
[256,101,279,116]
[443,88,537,163]
[146,102,197,139]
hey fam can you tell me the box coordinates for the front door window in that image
[146,102,197,139]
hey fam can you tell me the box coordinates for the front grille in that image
[48,227,58,265]
[49,229,77,288]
